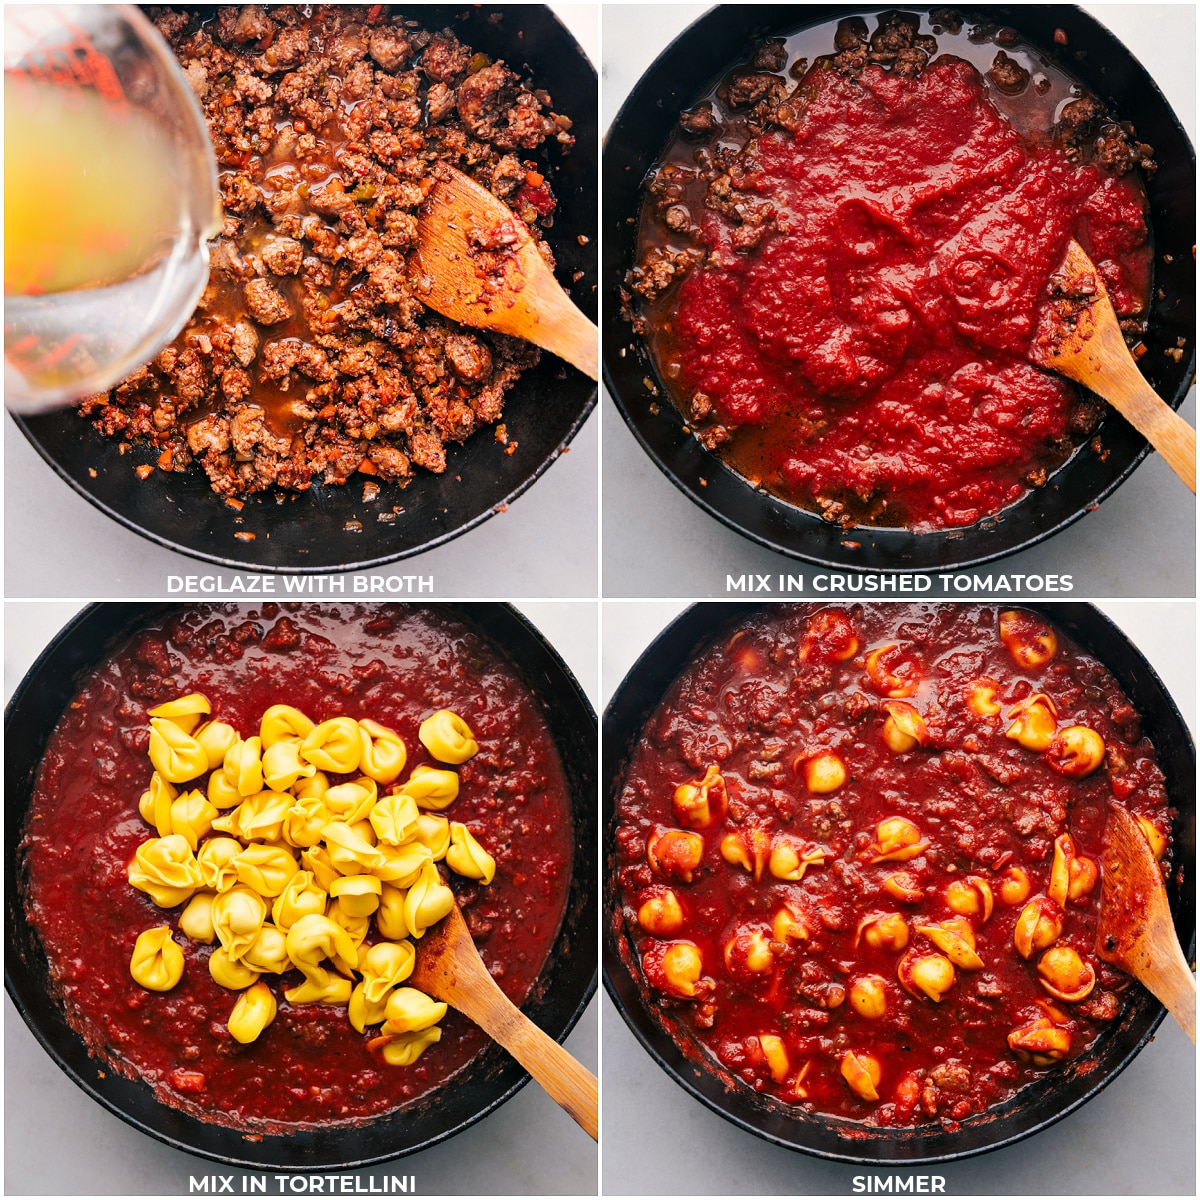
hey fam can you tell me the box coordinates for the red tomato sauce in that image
[613,605,1173,1127]
[639,46,1152,530]
[22,604,573,1132]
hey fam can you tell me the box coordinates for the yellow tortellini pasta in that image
[324,821,386,876]
[207,769,243,810]
[138,772,178,836]
[282,794,331,849]
[147,693,211,735]
[126,693,502,1076]
[295,771,330,802]
[228,980,277,1043]
[369,792,420,847]
[358,719,407,786]
[414,813,451,860]
[347,941,417,1032]
[328,897,372,949]
[284,971,353,1006]
[213,789,292,843]
[148,718,209,784]
[383,986,448,1034]
[223,735,265,798]
[381,1027,442,1066]
[130,925,186,991]
[330,873,383,917]
[348,982,388,1033]
[262,739,317,792]
[285,913,360,977]
[194,719,239,770]
[211,884,267,958]
[404,860,455,939]
[301,717,362,774]
[197,836,244,892]
[324,778,378,825]
[179,891,218,944]
[209,946,261,990]
[241,923,291,974]
[232,843,299,898]
[361,941,416,1001]
[127,835,203,907]
[371,842,432,887]
[446,822,496,885]
[260,704,315,749]
[418,710,478,765]
[400,766,460,812]
[300,845,342,892]
[375,883,410,941]
[170,790,219,851]
[271,871,327,931]
[349,818,378,847]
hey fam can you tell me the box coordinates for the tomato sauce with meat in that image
[630,13,1153,530]
[612,604,1173,1127]
[21,604,573,1131]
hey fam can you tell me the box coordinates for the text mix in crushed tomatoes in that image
[613,604,1174,1127]
[22,604,573,1131]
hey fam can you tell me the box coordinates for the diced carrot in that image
[525,170,544,187]
[357,458,378,476]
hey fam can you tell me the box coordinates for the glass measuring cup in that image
[4,5,222,412]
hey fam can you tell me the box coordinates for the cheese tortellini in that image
[301,717,362,774]
[149,719,209,784]
[126,694,503,1071]
[128,835,203,907]
[418,711,479,765]
[358,719,407,785]
[130,926,185,991]
[147,693,211,735]
[447,823,496,885]
[228,980,277,1043]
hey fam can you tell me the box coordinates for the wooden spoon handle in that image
[481,998,600,1139]
[518,274,599,381]
[1098,354,1197,492]
[1140,921,1197,1044]
[437,962,598,1139]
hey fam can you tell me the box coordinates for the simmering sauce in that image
[613,604,1173,1127]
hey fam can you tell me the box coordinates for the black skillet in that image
[6,602,597,1170]
[603,602,1195,1164]
[603,5,1196,571]
[12,6,597,574]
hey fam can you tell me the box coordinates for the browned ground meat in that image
[82,5,577,498]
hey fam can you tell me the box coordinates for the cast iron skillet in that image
[603,5,1196,571]
[603,602,1195,1164]
[6,602,597,1170]
[12,5,597,574]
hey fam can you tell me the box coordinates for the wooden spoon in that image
[1036,238,1195,492]
[411,165,598,381]
[1095,802,1195,1043]
[409,900,599,1139]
